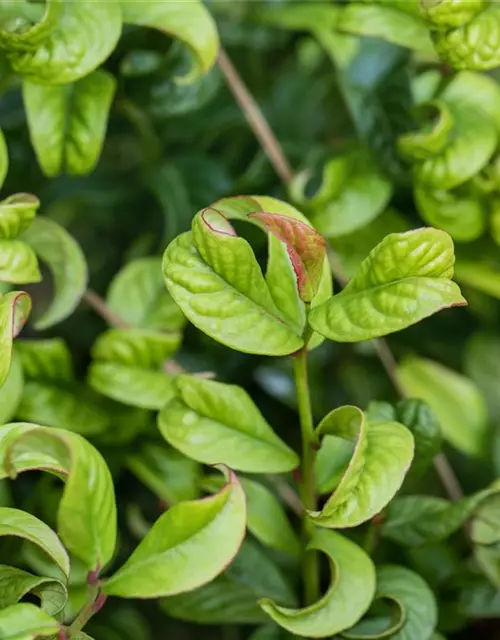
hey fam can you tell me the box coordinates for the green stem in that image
[293,346,319,606]
[67,584,103,638]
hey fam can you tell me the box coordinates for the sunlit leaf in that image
[158,376,299,474]
[0,240,40,283]
[0,291,31,387]
[0,603,59,639]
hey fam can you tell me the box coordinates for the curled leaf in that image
[103,466,246,598]
[0,193,39,240]
[0,291,31,387]
[259,529,376,637]
[0,565,67,616]
[0,128,7,190]
[308,406,414,528]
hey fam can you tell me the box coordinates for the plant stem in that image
[67,584,105,637]
[293,347,319,605]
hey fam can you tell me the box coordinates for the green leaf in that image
[0,603,59,639]
[309,229,466,342]
[0,565,67,616]
[0,508,69,578]
[291,151,392,239]
[127,443,201,505]
[121,0,219,82]
[0,194,40,240]
[344,565,438,640]
[395,399,442,480]
[0,0,122,84]
[158,376,299,474]
[260,529,376,637]
[308,406,413,528]
[471,492,500,546]
[414,184,487,243]
[338,2,433,53]
[0,128,7,190]
[23,70,117,177]
[103,466,246,598]
[454,260,500,299]
[0,350,24,424]
[21,217,87,329]
[0,424,117,570]
[465,332,500,422]
[0,291,31,387]
[203,475,300,558]
[397,356,488,456]
[381,494,482,547]
[106,257,185,331]
[91,327,180,367]
[16,338,73,382]
[0,240,40,284]
[441,70,500,133]
[315,436,353,495]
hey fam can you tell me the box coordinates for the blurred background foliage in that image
[2,0,500,638]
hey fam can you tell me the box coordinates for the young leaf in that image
[308,406,413,528]
[17,338,73,382]
[315,436,353,495]
[0,0,122,84]
[23,70,116,177]
[0,565,67,616]
[259,529,376,637]
[21,217,88,329]
[0,193,40,240]
[103,466,246,598]
[127,443,201,505]
[309,229,466,342]
[248,212,325,303]
[0,350,24,424]
[106,257,185,331]
[158,376,299,473]
[121,0,219,82]
[0,508,69,578]
[0,603,59,639]
[344,565,438,640]
[397,356,488,456]
[0,291,31,387]
[91,328,180,367]
[0,240,40,283]
[0,425,117,570]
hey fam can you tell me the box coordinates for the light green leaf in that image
[414,184,487,243]
[0,0,122,84]
[0,128,7,190]
[0,291,31,387]
[308,406,413,528]
[0,424,117,570]
[21,217,87,329]
[0,194,39,240]
[17,338,73,382]
[0,603,59,639]
[158,376,299,474]
[291,151,392,238]
[465,333,500,422]
[309,229,466,342]
[397,356,488,456]
[107,257,185,331]
[0,565,67,616]
[0,508,69,578]
[203,475,300,558]
[454,260,500,299]
[127,443,201,505]
[91,328,180,368]
[23,70,116,177]
[260,529,375,638]
[0,350,24,424]
[471,492,500,546]
[315,436,353,495]
[121,0,219,82]
[339,2,433,53]
[103,466,246,598]
[441,70,500,132]
[0,240,40,284]
[344,565,438,640]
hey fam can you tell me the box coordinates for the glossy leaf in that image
[103,466,246,598]
[0,565,66,616]
[308,406,413,528]
[16,338,73,382]
[0,240,40,284]
[106,257,185,331]
[23,70,116,177]
[0,350,24,424]
[309,229,466,342]
[338,2,433,53]
[398,356,488,456]
[0,291,31,387]
[158,376,299,474]
[121,0,219,82]
[0,194,39,240]
[259,529,376,637]
[0,0,122,84]
[0,424,117,570]
[21,217,87,330]
[0,603,59,639]
[127,443,201,505]
[344,565,438,640]
[0,508,69,578]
